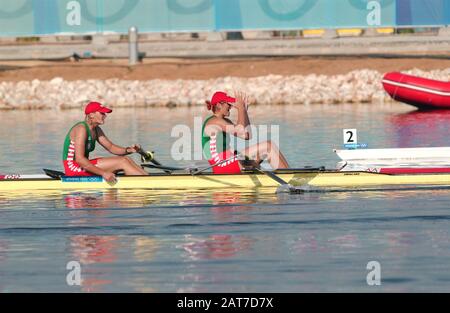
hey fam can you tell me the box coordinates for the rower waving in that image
[202,91,289,174]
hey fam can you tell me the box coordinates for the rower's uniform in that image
[202,116,241,174]
[62,121,99,176]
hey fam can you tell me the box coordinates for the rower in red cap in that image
[202,91,289,174]
[62,101,148,182]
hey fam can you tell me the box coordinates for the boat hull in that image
[382,72,450,110]
[335,146,450,166]
[2,170,450,191]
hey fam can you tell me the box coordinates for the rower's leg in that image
[96,156,148,175]
[241,140,289,169]
[123,156,149,175]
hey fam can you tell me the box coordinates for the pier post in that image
[129,26,139,66]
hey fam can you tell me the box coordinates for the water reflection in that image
[70,235,118,292]
[53,188,271,292]
[68,234,160,292]
[0,188,282,210]
[180,234,254,261]
[1,184,450,291]
[0,239,7,262]
[289,233,361,254]
[134,236,159,262]
[389,110,450,147]
[385,231,415,255]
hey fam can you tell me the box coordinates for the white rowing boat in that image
[336,147,450,163]
[336,146,450,173]
[336,146,450,167]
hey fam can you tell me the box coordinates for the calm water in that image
[2,104,450,292]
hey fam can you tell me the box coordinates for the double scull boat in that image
[1,168,450,191]
[3,147,450,192]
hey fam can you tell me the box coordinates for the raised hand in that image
[234,91,250,111]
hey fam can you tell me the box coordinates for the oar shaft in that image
[192,154,239,175]
[253,168,290,185]
[141,164,187,172]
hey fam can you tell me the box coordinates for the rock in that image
[50,77,64,85]
[1,69,449,109]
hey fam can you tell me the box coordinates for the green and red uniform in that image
[202,116,241,174]
[62,121,99,176]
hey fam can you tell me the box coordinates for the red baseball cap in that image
[210,92,236,106]
[85,101,113,115]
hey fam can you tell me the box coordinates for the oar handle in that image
[137,147,170,173]
[137,148,155,163]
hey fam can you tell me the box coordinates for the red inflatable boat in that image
[382,72,450,110]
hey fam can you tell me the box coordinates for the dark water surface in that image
[1,104,450,292]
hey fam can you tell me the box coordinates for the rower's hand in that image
[127,144,141,154]
[234,91,250,111]
[102,171,116,183]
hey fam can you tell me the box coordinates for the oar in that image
[190,155,301,192]
[137,148,172,174]
[252,167,302,193]
[145,155,238,175]
[141,163,190,172]
[140,150,304,193]
[222,153,302,193]
[191,154,239,175]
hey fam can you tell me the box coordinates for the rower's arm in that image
[96,127,129,155]
[214,118,250,140]
[73,126,105,176]
[234,92,251,139]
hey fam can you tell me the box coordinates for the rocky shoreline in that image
[0,68,448,110]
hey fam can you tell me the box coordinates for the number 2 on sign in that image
[343,129,357,144]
